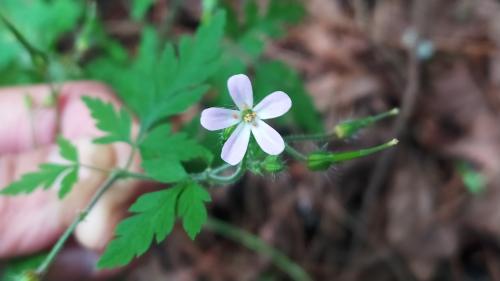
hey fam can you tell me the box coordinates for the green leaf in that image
[99,182,210,268]
[58,167,79,199]
[98,187,180,268]
[222,0,304,44]
[141,158,188,183]
[87,11,226,131]
[177,182,211,239]
[57,136,79,162]
[82,96,132,144]
[140,125,213,183]
[0,0,83,69]
[0,164,68,195]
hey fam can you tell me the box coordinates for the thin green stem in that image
[207,164,245,185]
[120,162,242,185]
[285,132,336,143]
[123,143,138,171]
[121,171,154,181]
[192,163,245,185]
[210,163,233,175]
[206,217,312,281]
[35,171,122,277]
[284,144,307,161]
[36,138,139,277]
[80,163,113,174]
[24,94,38,149]
[0,12,47,65]
[327,139,399,163]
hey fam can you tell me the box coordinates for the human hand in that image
[0,82,143,280]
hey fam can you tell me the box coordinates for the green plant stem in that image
[285,132,337,143]
[0,12,48,65]
[207,164,245,185]
[205,217,312,281]
[80,163,113,174]
[284,144,307,161]
[35,171,122,277]
[122,162,243,185]
[192,163,245,185]
[122,171,154,181]
[326,139,399,163]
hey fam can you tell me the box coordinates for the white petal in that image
[251,120,285,155]
[221,123,251,165]
[227,74,253,110]
[254,91,292,120]
[200,107,241,131]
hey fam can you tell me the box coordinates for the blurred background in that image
[2,0,500,280]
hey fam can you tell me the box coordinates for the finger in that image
[0,82,120,154]
[0,139,112,258]
[0,147,63,257]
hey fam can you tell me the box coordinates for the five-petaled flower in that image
[200,74,292,165]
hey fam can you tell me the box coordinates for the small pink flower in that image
[201,74,292,165]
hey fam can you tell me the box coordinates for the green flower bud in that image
[307,152,333,171]
[261,156,285,173]
[334,108,399,139]
[307,139,399,171]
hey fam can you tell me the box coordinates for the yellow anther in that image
[243,111,257,123]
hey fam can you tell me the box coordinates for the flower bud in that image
[307,152,333,171]
[307,139,399,171]
[334,108,399,139]
[261,156,285,173]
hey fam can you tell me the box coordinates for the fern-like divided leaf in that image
[0,137,79,199]
[98,181,211,268]
[81,96,132,144]
[87,11,226,132]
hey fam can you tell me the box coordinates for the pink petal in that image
[221,123,251,165]
[250,120,285,155]
[227,74,253,110]
[200,108,241,131]
[253,91,292,120]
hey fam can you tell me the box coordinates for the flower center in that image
[242,110,257,123]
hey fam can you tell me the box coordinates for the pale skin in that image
[0,82,144,280]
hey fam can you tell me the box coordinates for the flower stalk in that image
[35,171,122,277]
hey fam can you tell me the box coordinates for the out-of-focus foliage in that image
[208,0,323,133]
[0,252,47,281]
[457,162,486,194]
[86,12,226,131]
[0,0,326,271]
[0,0,83,84]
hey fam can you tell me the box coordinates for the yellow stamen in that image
[243,111,257,123]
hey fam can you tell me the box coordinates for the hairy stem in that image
[192,163,245,185]
[285,132,337,143]
[35,171,122,277]
[206,217,313,281]
[284,144,307,161]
